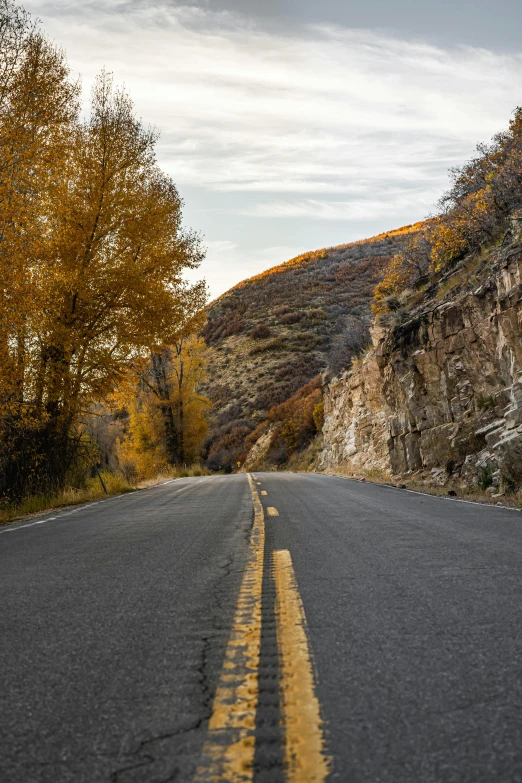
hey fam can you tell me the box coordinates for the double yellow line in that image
[194,474,330,782]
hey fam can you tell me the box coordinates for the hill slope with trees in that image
[201,224,423,471]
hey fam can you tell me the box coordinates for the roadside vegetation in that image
[0,462,210,525]
[0,1,209,519]
[0,472,134,525]
[373,108,522,321]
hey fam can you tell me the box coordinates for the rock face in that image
[320,354,390,475]
[320,246,522,489]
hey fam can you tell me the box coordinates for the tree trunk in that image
[151,351,181,465]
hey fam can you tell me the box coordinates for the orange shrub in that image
[372,256,411,315]
[266,377,322,456]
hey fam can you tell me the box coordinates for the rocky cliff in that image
[320,237,522,493]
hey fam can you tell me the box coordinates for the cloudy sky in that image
[25,0,522,298]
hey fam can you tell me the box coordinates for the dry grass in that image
[137,464,210,488]
[435,254,482,301]
[0,464,211,525]
[287,435,324,472]
[0,471,135,525]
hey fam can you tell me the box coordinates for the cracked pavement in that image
[3,472,522,781]
[1,476,251,783]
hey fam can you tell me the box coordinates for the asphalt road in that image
[2,472,522,782]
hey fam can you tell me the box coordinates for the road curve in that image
[2,472,522,782]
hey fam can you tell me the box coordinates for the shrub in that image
[290,332,318,352]
[204,417,256,471]
[375,309,405,329]
[253,381,299,411]
[306,308,326,320]
[374,108,522,316]
[202,316,246,344]
[217,402,243,426]
[269,437,288,465]
[249,336,286,355]
[206,383,235,406]
[222,321,246,338]
[313,401,325,432]
[327,320,371,376]
[266,377,323,459]
[477,465,494,490]
[244,422,269,452]
[274,354,325,382]
[279,311,302,325]
[250,323,272,339]
[373,256,412,315]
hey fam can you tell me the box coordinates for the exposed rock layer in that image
[321,246,522,489]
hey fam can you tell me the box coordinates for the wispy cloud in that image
[245,185,438,220]
[25,1,522,295]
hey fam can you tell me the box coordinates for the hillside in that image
[321,227,522,496]
[201,223,423,471]
[320,109,522,501]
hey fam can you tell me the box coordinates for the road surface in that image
[2,472,522,782]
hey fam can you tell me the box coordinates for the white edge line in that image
[0,476,209,534]
[325,473,522,512]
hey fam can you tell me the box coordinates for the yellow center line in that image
[261,490,267,496]
[193,474,265,782]
[273,549,331,782]
[267,507,279,517]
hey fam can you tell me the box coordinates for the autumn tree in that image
[374,108,522,318]
[0,9,206,501]
[0,3,81,499]
[118,333,210,478]
[166,333,210,464]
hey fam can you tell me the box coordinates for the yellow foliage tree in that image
[372,255,411,315]
[168,334,210,464]
[373,107,522,318]
[0,3,206,500]
[428,213,471,273]
[117,334,210,478]
[116,396,165,481]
